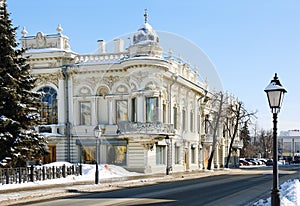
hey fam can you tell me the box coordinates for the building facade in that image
[279,130,300,162]
[20,16,242,173]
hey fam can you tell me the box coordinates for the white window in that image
[197,113,201,133]
[190,111,194,132]
[182,109,186,131]
[116,100,128,123]
[191,147,196,164]
[173,107,178,129]
[131,98,137,122]
[80,102,91,125]
[156,145,166,165]
[146,97,158,122]
[175,146,180,164]
[163,103,167,123]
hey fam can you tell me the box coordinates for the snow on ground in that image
[253,179,300,206]
[0,162,299,206]
[0,162,140,191]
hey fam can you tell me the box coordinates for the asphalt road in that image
[26,167,299,206]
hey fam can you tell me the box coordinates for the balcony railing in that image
[117,121,174,135]
[75,52,127,63]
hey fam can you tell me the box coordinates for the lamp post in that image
[94,125,102,184]
[165,135,170,175]
[264,73,287,206]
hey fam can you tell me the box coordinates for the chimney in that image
[114,39,124,53]
[97,40,106,53]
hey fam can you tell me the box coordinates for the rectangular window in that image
[81,146,96,164]
[80,102,91,125]
[146,97,158,122]
[163,103,166,123]
[131,98,137,122]
[106,145,127,166]
[283,142,292,153]
[205,115,209,134]
[191,147,196,164]
[190,111,194,132]
[197,114,201,133]
[116,100,128,123]
[156,145,166,165]
[182,109,186,131]
[173,107,178,129]
[175,146,180,164]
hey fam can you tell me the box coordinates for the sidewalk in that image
[0,169,238,205]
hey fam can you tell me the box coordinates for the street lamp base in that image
[271,188,280,206]
[95,162,99,184]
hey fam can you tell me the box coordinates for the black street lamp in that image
[165,135,170,175]
[94,125,102,184]
[264,73,287,206]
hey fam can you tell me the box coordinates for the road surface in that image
[27,167,299,206]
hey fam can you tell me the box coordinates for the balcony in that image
[38,124,65,135]
[117,121,174,135]
[232,139,243,149]
[201,134,213,145]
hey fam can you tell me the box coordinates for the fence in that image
[0,164,82,185]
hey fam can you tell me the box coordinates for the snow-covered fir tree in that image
[0,1,48,167]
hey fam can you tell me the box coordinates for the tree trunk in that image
[207,93,224,170]
[225,137,235,168]
[225,102,241,168]
[207,149,215,170]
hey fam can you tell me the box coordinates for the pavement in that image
[0,169,241,205]
[0,167,278,206]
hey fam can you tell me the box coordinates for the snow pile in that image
[0,162,140,191]
[253,179,300,206]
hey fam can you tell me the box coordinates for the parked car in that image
[266,159,283,166]
[239,159,250,166]
[291,159,300,164]
[259,159,267,165]
[266,159,273,166]
[245,158,259,165]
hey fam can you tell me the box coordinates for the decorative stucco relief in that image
[34,73,59,87]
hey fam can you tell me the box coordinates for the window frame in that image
[80,101,92,125]
[116,99,128,123]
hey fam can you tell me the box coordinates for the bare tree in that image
[258,129,273,158]
[224,101,256,168]
[206,92,225,170]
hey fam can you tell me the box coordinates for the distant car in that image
[291,159,300,164]
[245,158,258,165]
[266,159,273,166]
[259,159,267,165]
[239,159,250,166]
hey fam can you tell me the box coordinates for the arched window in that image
[38,87,58,124]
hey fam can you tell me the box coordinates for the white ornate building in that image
[20,14,242,173]
[279,130,300,162]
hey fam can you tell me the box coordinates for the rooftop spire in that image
[144,8,148,23]
[21,27,28,37]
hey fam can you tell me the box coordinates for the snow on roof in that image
[280,130,300,137]
[41,132,64,137]
[26,48,72,53]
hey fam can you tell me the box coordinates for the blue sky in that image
[7,0,300,132]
